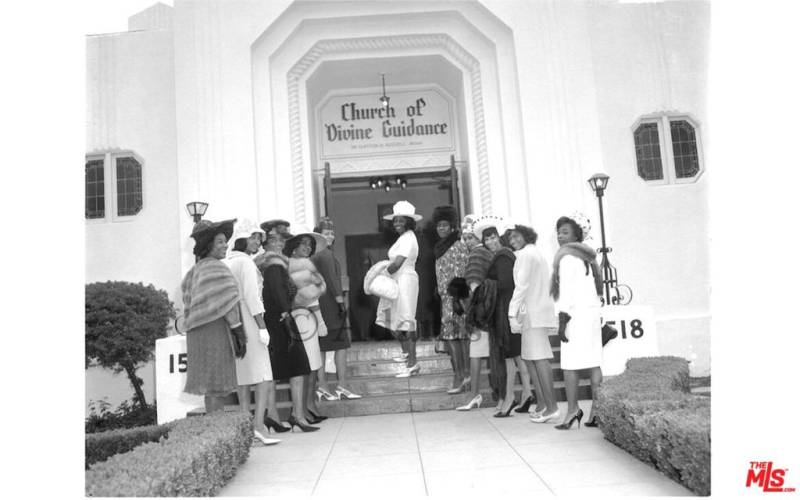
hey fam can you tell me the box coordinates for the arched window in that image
[85,152,144,221]
[632,114,704,184]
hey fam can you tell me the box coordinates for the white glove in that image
[508,315,523,334]
[258,328,270,346]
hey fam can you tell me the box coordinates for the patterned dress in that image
[435,239,469,340]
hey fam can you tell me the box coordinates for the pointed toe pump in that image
[555,409,584,430]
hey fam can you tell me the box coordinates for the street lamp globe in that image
[587,173,610,196]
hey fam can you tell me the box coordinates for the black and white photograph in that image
[4,0,799,498]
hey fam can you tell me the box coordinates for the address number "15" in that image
[169,353,187,373]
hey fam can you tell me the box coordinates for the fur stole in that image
[181,257,240,331]
[465,245,493,287]
[434,230,462,260]
[255,250,288,272]
[288,257,326,306]
[550,242,603,301]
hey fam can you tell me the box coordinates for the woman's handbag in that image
[364,260,399,300]
[601,322,618,346]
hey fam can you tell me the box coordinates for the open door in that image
[323,161,333,218]
[449,155,461,221]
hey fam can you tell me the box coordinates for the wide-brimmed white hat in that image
[229,218,266,247]
[283,224,327,256]
[472,215,514,240]
[382,200,423,221]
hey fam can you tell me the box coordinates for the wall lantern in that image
[185,201,209,223]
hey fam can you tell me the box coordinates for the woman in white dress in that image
[506,224,560,423]
[225,219,281,444]
[376,201,423,378]
[550,213,603,430]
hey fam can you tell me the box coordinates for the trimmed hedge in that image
[595,356,710,496]
[86,411,252,496]
[85,422,174,469]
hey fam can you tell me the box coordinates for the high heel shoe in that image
[253,430,281,445]
[555,408,584,430]
[493,400,519,418]
[308,410,328,422]
[530,408,560,423]
[264,416,290,433]
[395,363,420,378]
[584,416,599,427]
[316,388,338,402]
[446,378,469,395]
[335,386,362,400]
[456,394,482,411]
[287,415,319,432]
[515,395,536,413]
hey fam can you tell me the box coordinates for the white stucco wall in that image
[85,28,181,295]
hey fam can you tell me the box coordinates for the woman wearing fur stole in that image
[260,232,318,432]
[550,213,603,430]
[284,227,330,425]
[181,219,245,413]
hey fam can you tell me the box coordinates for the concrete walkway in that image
[219,400,694,497]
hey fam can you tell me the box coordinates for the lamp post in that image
[587,173,632,305]
[185,201,208,224]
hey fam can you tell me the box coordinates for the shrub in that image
[85,281,175,407]
[85,422,174,469]
[595,356,710,495]
[85,411,252,497]
[86,399,158,434]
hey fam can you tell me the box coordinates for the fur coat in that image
[288,257,327,307]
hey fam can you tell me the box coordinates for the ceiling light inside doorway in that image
[379,73,390,109]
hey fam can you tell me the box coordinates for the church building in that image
[86,0,710,383]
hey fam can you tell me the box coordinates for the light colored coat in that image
[225,251,272,384]
[509,244,557,328]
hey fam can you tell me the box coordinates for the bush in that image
[85,422,174,469]
[85,281,175,407]
[86,399,158,434]
[85,411,252,497]
[595,356,710,495]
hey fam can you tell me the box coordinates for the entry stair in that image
[188,336,592,419]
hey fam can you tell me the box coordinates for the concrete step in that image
[342,340,562,363]
[345,355,451,377]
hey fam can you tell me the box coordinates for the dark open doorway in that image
[322,160,466,341]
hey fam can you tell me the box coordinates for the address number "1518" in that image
[604,319,644,339]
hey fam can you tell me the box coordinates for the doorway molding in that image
[252,2,529,225]
[286,34,488,224]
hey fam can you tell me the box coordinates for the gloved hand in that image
[557,312,571,343]
[508,315,522,334]
[230,325,247,359]
[338,302,347,318]
[258,328,270,346]
[453,298,465,316]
